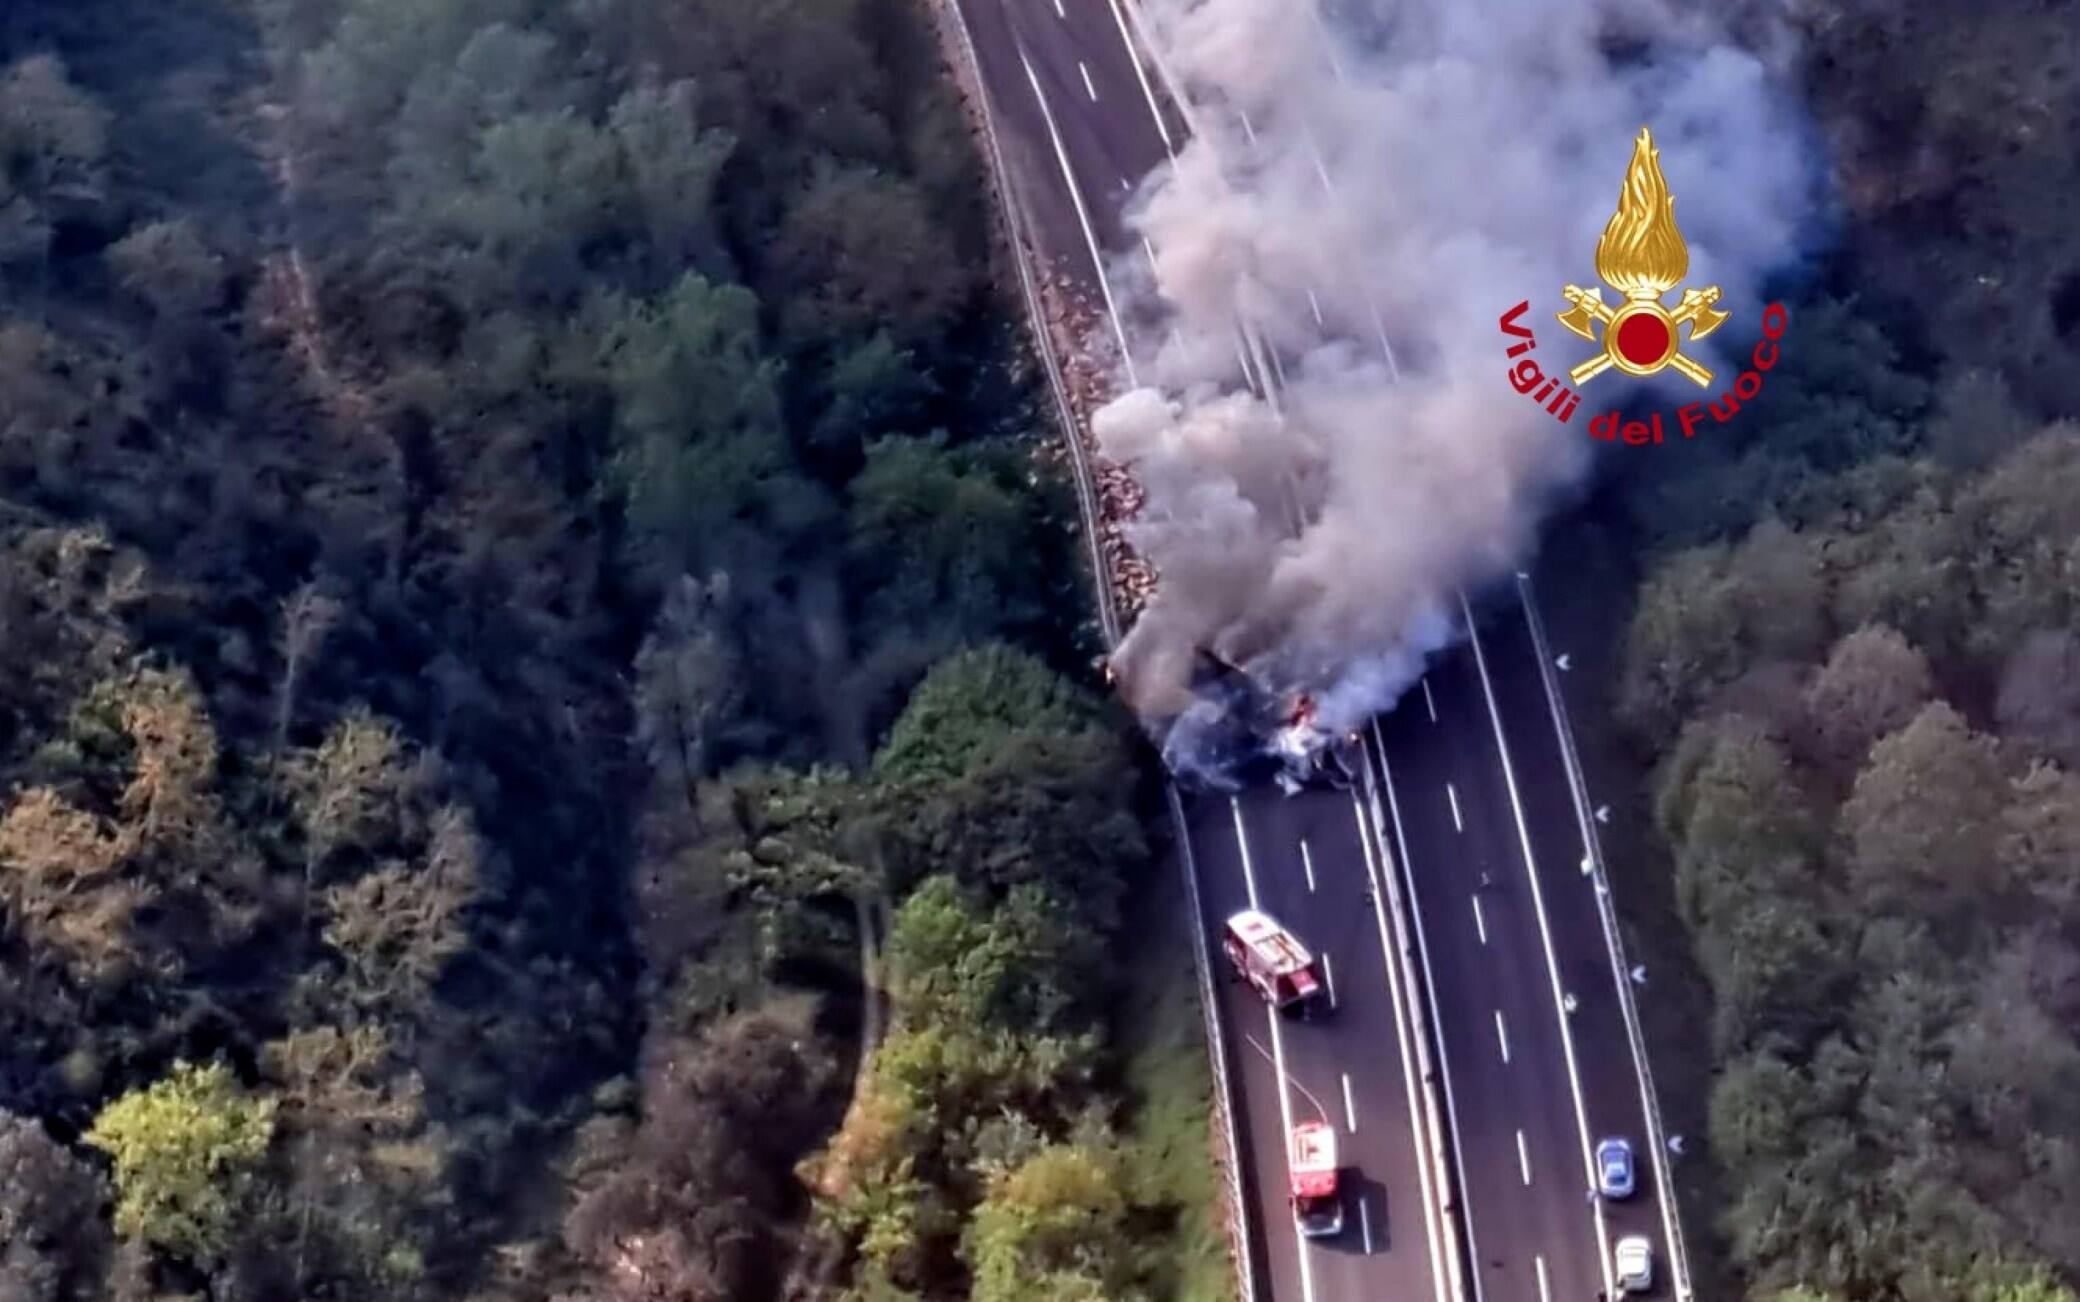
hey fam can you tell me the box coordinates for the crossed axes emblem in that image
[1556,284,1730,388]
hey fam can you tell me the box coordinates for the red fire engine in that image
[1222,909,1325,1015]
[1289,1120,1344,1237]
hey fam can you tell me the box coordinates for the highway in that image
[937,0,1692,1296]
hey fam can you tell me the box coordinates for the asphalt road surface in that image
[1179,785,1452,1302]
[941,0,1690,1296]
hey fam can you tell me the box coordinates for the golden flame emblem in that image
[1556,127,1728,387]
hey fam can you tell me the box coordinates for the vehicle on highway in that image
[1151,653,1359,796]
[1268,694,1359,797]
[1222,909,1327,1016]
[1596,1136,1636,1199]
[1288,1119,1345,1237]
[1615,1235,1654,1294]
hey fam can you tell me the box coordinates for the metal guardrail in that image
[1167,784,1263,1302]
[1359,738,1474,1302]
[927,1,1257,1296]
[1515,573,1694,1302]
[931,0,1123,652]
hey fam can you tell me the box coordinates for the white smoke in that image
[1098,0,1819,763]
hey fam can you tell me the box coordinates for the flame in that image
[1594,127,1688,299]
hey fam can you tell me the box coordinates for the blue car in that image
[1597,1137,1636,1199]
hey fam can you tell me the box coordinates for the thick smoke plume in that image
[1096,0,1818,774]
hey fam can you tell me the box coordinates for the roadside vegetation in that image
[0,1,1212,1300]
[1597,4,2080,1299]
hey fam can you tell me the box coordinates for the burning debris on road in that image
[1082,0,1820,791]
[1037,259,1161,621]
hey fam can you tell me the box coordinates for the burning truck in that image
[1111,648,1361,796]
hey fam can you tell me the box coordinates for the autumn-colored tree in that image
[321,802,481,1010]
[263,1024,443,1291]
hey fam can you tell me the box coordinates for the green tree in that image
[885,875,1097,1035]
[1802,623,1934,775]
[872,643,1092,785]
[1841,702,2007,915]
[1826,485,1972,663]
[596,273,827,576]
[1998,761,2080,925]
[607,80,734,283]
[633,572,741,811]
[879,726,1146,926]
[106,220,225,320]
[1959,427,2080,661]
[0,1111,110,1301]
[1996,631,2080,770]
[964,1142,1144,1302]
[0,55,111,268]
[1969,1266,2080,1302]
[85,1061,277,1262]
[767,164,972,351]
[1619,543,1749,742]
[848,444,1054,655]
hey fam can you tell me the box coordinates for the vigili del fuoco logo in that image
[1499,126,1788,445]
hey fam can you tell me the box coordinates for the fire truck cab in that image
[1289,1120,1344,1238]
[1222,909,1326,1016]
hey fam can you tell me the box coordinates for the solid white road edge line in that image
[1517,572,1691,1300]
[1369,726,1481,1302]
[1461,591,1615,1297]
[1100,0,1176,157]
[1351,775,1454,1302]
[1017,49,1137,386]
[1166,789,1257,1302]
[1231,802,1314,1297]
[1266,1004,1320,1302]
[1230,795,1261,910]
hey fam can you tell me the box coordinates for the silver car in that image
[1596,1136,1636,1199]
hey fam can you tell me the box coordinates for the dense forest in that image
[1604,3,2080,1300]
[0,0,1216,1299]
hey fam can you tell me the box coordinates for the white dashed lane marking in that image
[1080,60,1098,101]
[1447,783,1463,832]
